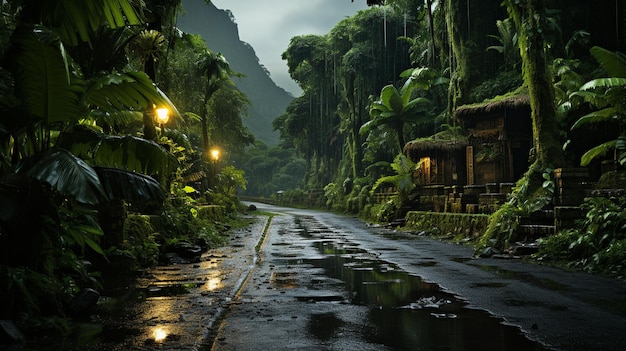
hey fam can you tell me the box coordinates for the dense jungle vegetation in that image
[0,0,625,340]
[268,0,626,278]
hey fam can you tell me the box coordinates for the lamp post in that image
[210,148,220,189]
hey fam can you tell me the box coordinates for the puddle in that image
[298,233,549,350]
[138,282,204,297]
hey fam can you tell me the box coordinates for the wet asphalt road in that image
[14,203,624,351]
[210,203,626,351]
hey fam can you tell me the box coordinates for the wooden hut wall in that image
[459,97,533,185]
[410,148,466,186]
[503,107,532,181]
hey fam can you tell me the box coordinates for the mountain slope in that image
[178,0,294,146]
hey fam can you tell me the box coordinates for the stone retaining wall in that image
[405,211,490,240]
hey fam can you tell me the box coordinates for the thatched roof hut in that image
[454,95,531,120]
[404,137,467,157]
[404,131,468,186]
[454,94,532,184]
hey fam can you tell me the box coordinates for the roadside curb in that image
[198,214,272,350]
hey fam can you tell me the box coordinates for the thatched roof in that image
[454,95,530,120]
[404,130,468,157]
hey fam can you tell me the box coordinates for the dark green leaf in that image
[95,167,165,207]
[590,46,626,78]
[16,148,108,205]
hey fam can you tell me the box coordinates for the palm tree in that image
[362,67,435,152]
[372,153,420,203]
[196,48,240,157]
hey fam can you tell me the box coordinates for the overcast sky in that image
[211,0,370,95]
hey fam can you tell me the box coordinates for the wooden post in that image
[466,146,474,185]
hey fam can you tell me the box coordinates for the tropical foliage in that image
[537,196,626,275]
[364,68,434,152]
[0,0,252,333]
[372,153,420,204]
[570,46,626,167]
[0,0,625,339]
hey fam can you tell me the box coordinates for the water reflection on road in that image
[296,217,547,351]
[211,209,548,351]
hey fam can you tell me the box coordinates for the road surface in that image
[210,203,626,351]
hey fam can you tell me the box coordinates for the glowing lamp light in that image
[210,149,220,161]
[153,327,168,343]
[155,107,169,125]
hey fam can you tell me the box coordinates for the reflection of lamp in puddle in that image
[206,277,222,291]
[153,327,168,343]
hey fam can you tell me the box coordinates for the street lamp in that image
[155,107,169,128]
[210,148,220,162]
[210,148,220,189]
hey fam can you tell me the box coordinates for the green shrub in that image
[123,215,160,267]
[537,196,626,276]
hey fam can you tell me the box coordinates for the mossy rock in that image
[124,215,154,241]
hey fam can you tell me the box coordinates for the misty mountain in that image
[178,0,294,146]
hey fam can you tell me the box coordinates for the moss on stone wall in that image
[197,205,227,221]
[405,211,490,241]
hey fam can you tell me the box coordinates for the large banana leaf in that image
[93,135,178,177]
[94,167,165,211]
[83,71,181,120]
[580,140,616,167]
[379,85,403,112]
[48,0,142,45]
[12,25,84,124]
[571,107,620,130]
[15,148,108,205]
[580,77,626,91]
[58,127,177,176]
[13,147,166,208]
[57,126,178,178]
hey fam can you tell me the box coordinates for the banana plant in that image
[570,46,626,166]
[362,67,436,152]
[0,0,182,321]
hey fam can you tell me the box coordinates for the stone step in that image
[517,209,554,226]
[517,224,555,238]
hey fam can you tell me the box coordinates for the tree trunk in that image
[395,121,406,153]
[344,73,361,180]
[143,109,157,141]
[506,0,565,170]
[99,199,127,249]
[445,0,507,110]
[425,0,437,68]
